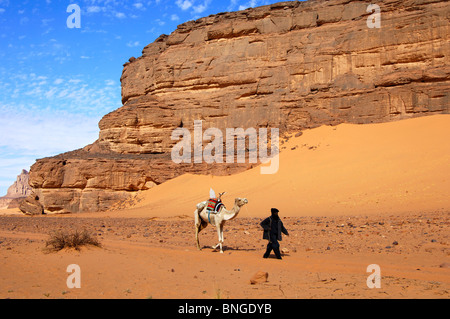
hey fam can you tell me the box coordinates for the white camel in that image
[194,192,248,253]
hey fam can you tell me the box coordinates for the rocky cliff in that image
[0,170,32,209]
[28,0,449,214]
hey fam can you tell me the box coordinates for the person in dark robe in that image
[260,208,289,259]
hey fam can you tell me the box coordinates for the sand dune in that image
[115,114,450,218]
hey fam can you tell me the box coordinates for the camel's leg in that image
[213,223,224,253]
[194,210,202,250]
[195,226,201,250]
[210,216,219,251]
[212,225,221,252]
[195,210,208,250]
[219,223,224,253]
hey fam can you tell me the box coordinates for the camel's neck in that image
[223,203,242,221]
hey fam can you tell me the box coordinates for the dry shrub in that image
[45,229,101,252]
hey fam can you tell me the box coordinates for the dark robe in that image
[260,214,289,259]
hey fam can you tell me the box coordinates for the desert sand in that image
[0,115,449,299]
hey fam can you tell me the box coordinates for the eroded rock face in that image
[0,170,32,209]
[115,0,449,153]
[19,194,44,216]
[28,0,449,214]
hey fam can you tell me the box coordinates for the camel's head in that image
[235,198,248,207]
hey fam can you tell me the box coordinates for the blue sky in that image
[0,0,279,196]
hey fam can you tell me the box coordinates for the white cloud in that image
[171,14,179,21]
[0,8,5,14]
[176,0,193,10]
[68,79,82,84]
[193,0,211,14]
[133,2,144,10]
[126,40,140,47]
[239,0,258,10]
[87,6,102,13]
[41,18,53,26]
[155,19,165,26]
[115,12,126,19]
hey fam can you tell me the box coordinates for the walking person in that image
[260,208,289,259]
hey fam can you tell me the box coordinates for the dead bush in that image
[45,229,101,252]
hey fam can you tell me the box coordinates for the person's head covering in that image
[271,208,279,220]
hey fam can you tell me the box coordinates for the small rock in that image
[250,271,268,285]
[439,263,450,268]
[392,241,398,245]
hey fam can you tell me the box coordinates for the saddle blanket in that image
[206,198,224,214]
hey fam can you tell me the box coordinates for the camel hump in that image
[197,201,207,211]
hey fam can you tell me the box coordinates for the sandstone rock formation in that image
[28,0,449,214]
[0,170,32,209]
[19,194,44,216]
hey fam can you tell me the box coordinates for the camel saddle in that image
[206,198,224,214]
[206,198,224,225]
